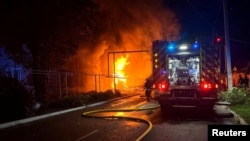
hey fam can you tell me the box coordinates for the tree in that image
[0,0,98,103]
[0,76,32,123]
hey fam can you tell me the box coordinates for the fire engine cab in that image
[151,40,219,114]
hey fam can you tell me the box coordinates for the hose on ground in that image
[82,104,160,141]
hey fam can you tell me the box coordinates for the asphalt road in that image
[0,94,239,141]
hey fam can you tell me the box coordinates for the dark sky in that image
[164,0,250,69]
[0,0,249,70]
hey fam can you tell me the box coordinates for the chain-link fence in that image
[2,67,144,102]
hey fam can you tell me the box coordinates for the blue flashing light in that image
[192,42,199,49]
[167,42,176,51]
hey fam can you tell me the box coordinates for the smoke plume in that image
[66,0,180,92]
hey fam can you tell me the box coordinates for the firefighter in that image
[238,74,244,88]
[143,78,153,101]
[243,74,249,89]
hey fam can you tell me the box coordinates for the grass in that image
[217,87,250,124]
[229,98,250,124]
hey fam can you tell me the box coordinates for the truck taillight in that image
[156,81,169,91]
[215,84,219,88]
[201,82,212,89]
[200,81,217,90]
[159,84,165,89]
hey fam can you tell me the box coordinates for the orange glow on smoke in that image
[111,54,130,89]
[63,0,180,93]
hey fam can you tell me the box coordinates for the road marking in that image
[111,100,126,106]
[75,130,98,141]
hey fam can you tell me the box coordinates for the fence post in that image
[95,74,97,92]
[59,73,62,99]
[99,74,101,92]
[65,72,68,96]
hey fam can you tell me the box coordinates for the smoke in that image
[66,0,180,92]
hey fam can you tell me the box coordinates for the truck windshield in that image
[168,55,200,86]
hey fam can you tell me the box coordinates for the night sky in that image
[0,0,249,70]
[164,0,250,69]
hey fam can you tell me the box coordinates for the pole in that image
[65,72,68,96]
[113,53,116,92]
[223,0,233,89]
[59,73,62,99]
[107,53,110,77]
[95,74,97,91]
[99,74,101,92]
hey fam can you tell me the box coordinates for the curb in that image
[215,101,248,125]
[0,101,107,130]
[0,94,140,130]
[229,109,248,125]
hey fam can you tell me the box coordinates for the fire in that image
[63,0,180,93]
[111,54,130,89]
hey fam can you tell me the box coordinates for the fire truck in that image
[151,40,220,114]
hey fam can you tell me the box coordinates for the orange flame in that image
[111,54,130,89]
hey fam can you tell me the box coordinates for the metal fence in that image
[1,67,144,102]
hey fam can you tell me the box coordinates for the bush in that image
[0,76,33,123]
[218,87,250,105]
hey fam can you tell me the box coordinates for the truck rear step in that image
[172,105,197,108]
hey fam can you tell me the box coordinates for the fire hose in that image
[82,104,160,141]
